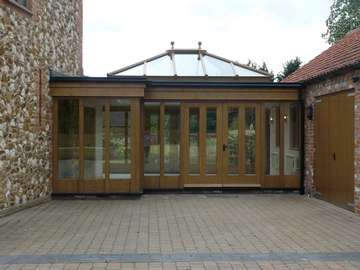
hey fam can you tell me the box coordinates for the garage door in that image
[315,90,354,207]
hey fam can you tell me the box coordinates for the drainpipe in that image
[300,90,305,195]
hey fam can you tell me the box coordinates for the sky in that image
[83,0,333,77]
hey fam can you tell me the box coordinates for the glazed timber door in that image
[183,103,261,187]
[222,104,261,187]
[183,104,222,187]
[315,91,354,206]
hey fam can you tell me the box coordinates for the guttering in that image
[147,81,303,89]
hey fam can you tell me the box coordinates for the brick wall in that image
[0,0,82,213]
[303,68,360,213]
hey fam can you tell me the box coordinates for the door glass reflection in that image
[144,103,160,175]
[83,99,105,179]
[164,103,180,174]
[284,103,301,175]
[228,108,239,175]
[206,108,217,175]
[265,104,280,175]
[58,99,79,179]
[245,107,256,174]
[109,99,131,179]
[189,108,200,175]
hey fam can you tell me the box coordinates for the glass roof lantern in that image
[108,42,271,78]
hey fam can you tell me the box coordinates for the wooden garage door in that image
[315,91,354,207]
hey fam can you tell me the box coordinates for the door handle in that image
[332,152,336,161]
[223,144,228,151]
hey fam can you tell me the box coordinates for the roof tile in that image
[282,28,360,83]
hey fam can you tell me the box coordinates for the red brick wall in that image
[303,68,360,213]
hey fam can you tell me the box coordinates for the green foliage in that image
[276,57,302,82]
[246,60,273,74]
[322,0,360,44]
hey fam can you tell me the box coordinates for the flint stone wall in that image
[0,0,82,212]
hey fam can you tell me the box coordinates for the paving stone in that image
[0,195,359,270]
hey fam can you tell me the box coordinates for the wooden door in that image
[222,104,261,187]
[315,91,354,206]
[183,103,222,187]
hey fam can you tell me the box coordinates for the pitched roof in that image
[283,28,360,83]
[108,46,272,79]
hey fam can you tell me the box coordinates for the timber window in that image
[56,98,135,183]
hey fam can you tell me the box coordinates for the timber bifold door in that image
[53,97,143,194]
[143,102,302,190]
[315,91,354,207]
[183,103,261,188]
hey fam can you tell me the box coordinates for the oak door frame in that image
[182,103,223,187]
[221,103,261,187]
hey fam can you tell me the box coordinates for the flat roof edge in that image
[50,76,303,89]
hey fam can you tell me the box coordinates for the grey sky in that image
[83,0,333,76]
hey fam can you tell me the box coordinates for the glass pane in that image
[284,103,301,176]
[144,103,160,174]
[109,99,131,179]
[84,99,105,179]
[206,108,217,175]
[265,104,280,175]
[203,55,234,76]
[58,99,79,179]
[146,55,173,76]
[245,107,256,174]
[234,65,266,77]
[189,108,200,175]
[227,108,239,175]
[164,103,180,174]
[175,54,204,76]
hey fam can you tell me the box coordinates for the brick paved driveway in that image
[0,194,360,269]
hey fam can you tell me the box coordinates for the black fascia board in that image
[50,76,303,89]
